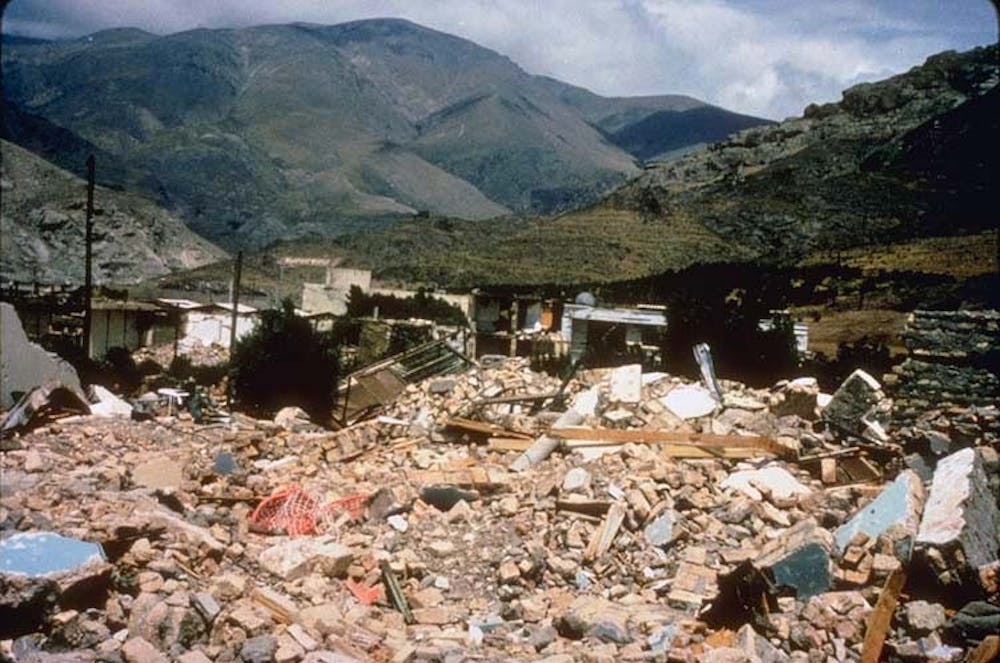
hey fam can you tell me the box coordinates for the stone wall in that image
[889,310,1000,445]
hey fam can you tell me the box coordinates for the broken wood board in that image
[859,568,905,663]
[967,636,999,663]
[252,586,298,624]
[556,498,611,518]
[471,391,560,406]
[548,427,790,458]
[584,502,626,562]
[407,468,510,489]
[445,418,533,440]
[488,437,535,451]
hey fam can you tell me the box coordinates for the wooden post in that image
[82,154,95,358]
[227,251,243,405]
[859,569,906,663]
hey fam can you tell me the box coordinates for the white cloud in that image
[3,0,995,118]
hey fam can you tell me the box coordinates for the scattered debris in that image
[0,343,997,661]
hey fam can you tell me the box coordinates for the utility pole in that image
[82,154,95,358]
[227,251,243,405]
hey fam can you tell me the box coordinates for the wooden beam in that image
[859,568,905,663]
[407,467,509,489]
[967,635,999,663]
[548,427,789,458]
[584,502,626,562]
[446,418,533,439]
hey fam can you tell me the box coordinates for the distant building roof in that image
[155,298,257,314]
[90,299,162,312]
[565,303,666,327]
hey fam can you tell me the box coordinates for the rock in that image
[609,364,641,403]
[822,369,890,443]
[735,624,789,663]
[771,378,819,420]
[121,637,168,663]
[720,466,811,504]
[834,470,924,556]
[644,512,676,548]
[528,624,559,651]
[428,379,456,395]
[426,540,455,557]
[755,521,833,599]
[131,457,183,490]
[661,384,717,419]
[498,561,521,584]
[387,515,408,532]
[904,600,947,633]
[176,651,213,663]
[297,604,343,635]
[411,606,460,625]
[562,467,591,493]
[23,450,45,472]
[241,635,278,663]
[555,596,632,644]
[274,407,311,431]
[211,573,247,600]
[916,448,1000,581]
[258,538,354,581]
[90,385,133,418]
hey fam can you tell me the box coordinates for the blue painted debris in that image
[214,451,239,476]
[769,541,831,598]
[0,532,105,577]
[834,470,924,556]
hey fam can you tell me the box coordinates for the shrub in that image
[230,300,339,424]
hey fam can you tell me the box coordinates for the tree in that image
[230,300,339,424]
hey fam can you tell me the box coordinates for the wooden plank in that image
[472,391,560,406]
[549,427,788,457]
[446,418,533,439]
[559,438,778,459]
[859,568,906,663]
[407,467,510,489]
[967,635,999,663]
[556,498,611,518]
[584,502,626,562]
[488,437,533,451]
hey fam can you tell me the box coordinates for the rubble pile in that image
[133,342,230,370]
[1,357,999,663]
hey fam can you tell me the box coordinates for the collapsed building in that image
[1,305,997,663]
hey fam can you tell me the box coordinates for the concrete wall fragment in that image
[1,302,83,410]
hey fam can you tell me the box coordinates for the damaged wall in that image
[1,302,83,409]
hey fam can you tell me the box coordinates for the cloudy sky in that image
[3,0,996,119]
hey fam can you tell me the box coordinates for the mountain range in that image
[1,18,767,251]
[0,139,225,284]
[312,43,997,287]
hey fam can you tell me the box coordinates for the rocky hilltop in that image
[1,19,767,250]
[0,139,226,284]
[310,44,998,286]
[613,45,998,261]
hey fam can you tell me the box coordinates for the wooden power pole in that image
[82,154,95,358]
[227,251,243,405]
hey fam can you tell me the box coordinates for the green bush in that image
[230,300,339,424]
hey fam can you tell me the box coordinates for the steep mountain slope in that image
[1,19,768,250]
[612,45,998,262]
[279,45,996,287]
[0,140,226,284]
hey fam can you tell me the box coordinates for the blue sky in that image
[2,0,996,119]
